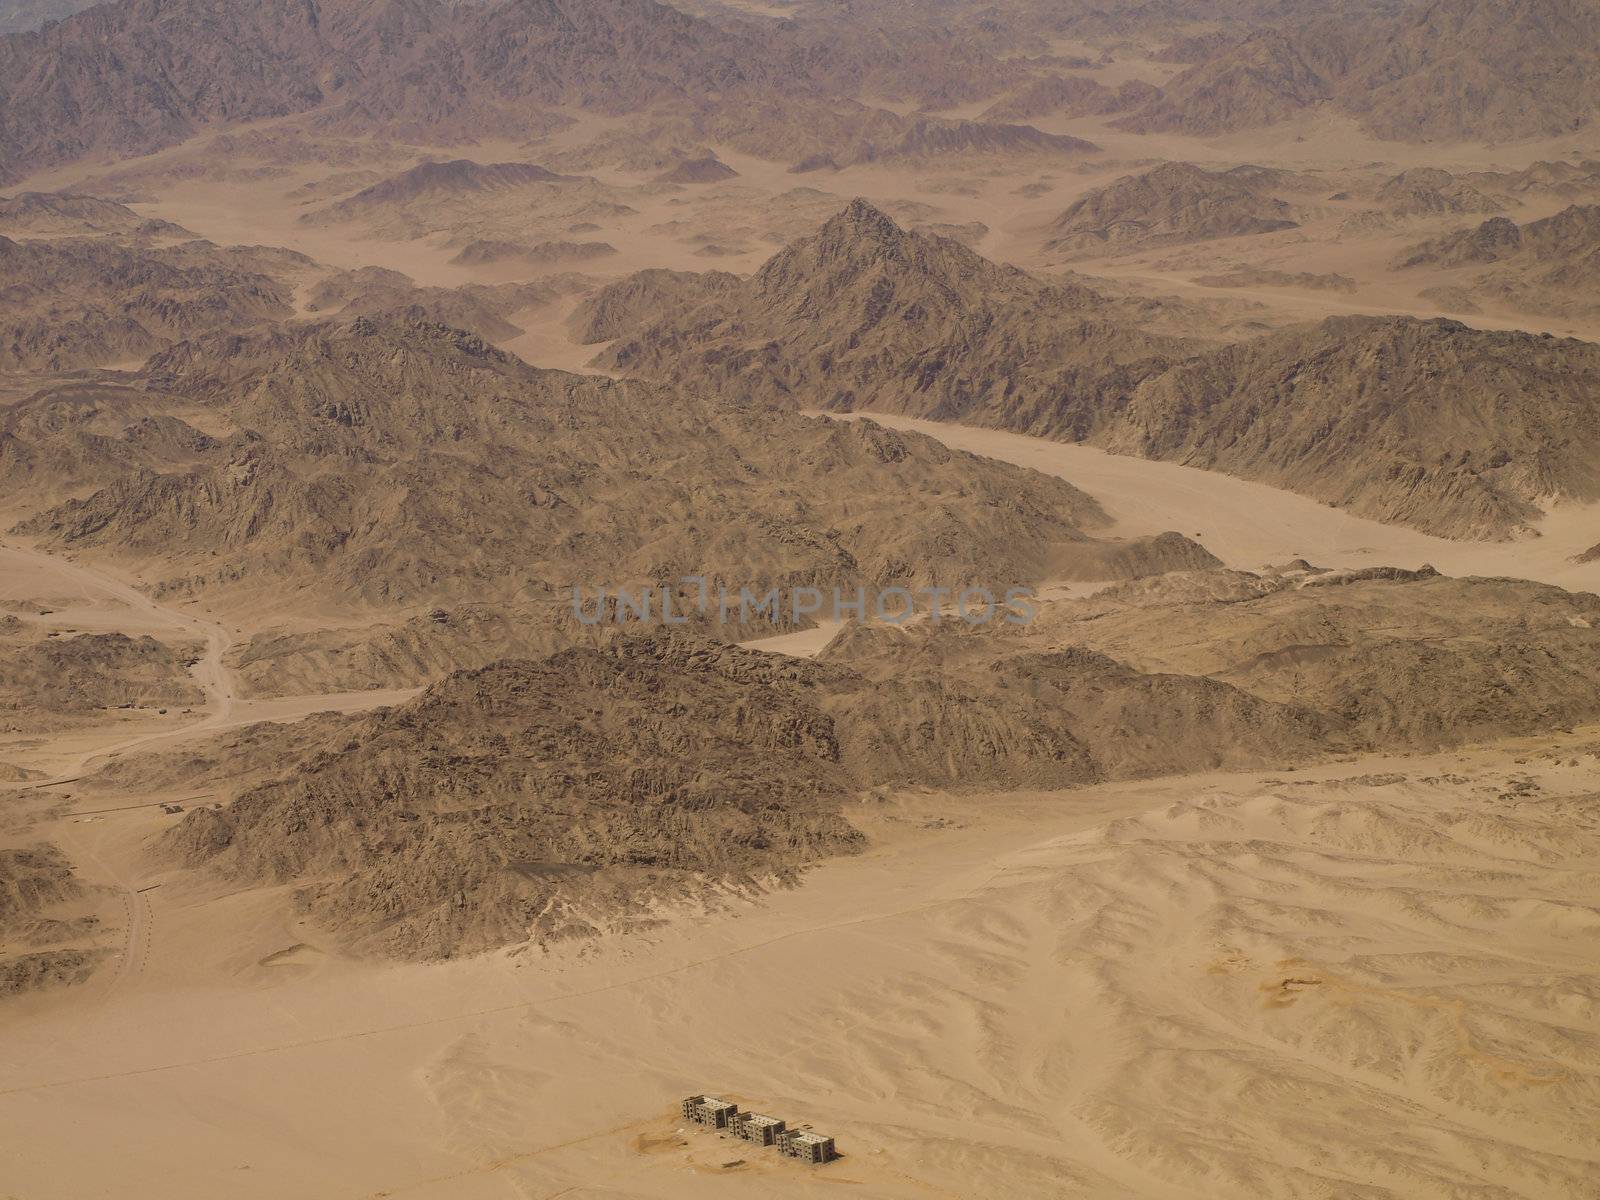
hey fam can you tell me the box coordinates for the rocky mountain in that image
[0,234,296,369]
[1113,31,1332,136]
[160,634,867,958]
[1372,167,1509,217]
[980,74,1158,122]
[0,0,1034,185]
[565,267,741,343]
[0,0,371,185]
[598,207,1600,542]
[0,0,727,182]
[1114,0,1600,142]
[11,314,1212,612]
[594,200,1196,442]
[1338,0,1600,141]
[1393,204,1600,317]
[159,624,1329,958]
[1045,162,1300,257]
[3,0,1591,187]
[1101,316,1600,540]
[0,614,204,730]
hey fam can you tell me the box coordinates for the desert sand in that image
[3,733,1597,1198]
[837,414,1600,590]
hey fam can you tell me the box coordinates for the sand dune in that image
[1,738,1596,1197]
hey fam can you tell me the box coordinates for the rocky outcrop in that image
[1102,316,1600,540]
[596,200,1191,441]
[1046,162,1298,256]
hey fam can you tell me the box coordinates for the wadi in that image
[1,0,1598,1196]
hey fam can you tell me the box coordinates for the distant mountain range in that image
[1115,0,1600,141]
[3,0,1597,186]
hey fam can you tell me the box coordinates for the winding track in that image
[0,539,237,784]
[0,539,403,1008]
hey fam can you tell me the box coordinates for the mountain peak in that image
[822,198,909,244]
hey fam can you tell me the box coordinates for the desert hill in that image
[1048,565,1600,749]
[0,615,203,731]
[0,846,82,936]
[653,154,737,184]
[0,234,296,370]
[303,159,583,225]
[822,627,1331,787]
[0,843,104,998]
[157,624,1332,958]
[980,74,1157,122]
[598,207,1600,541]
[595,200,1194,441]
[1469,158,1600,201]
[0,191,185,237]
[0,0,93,34]
[0,381,224,519]
[840,117,1098,166]
[1045,161,1300,256]
[291,155,644,244]
[1115,0,1600,141]
[300,265,589,340]
[1194,267,1356,293]
[149,550,1600,960]
[222,601,593,698]
[565,266,741,343]
[1112,31,1332,137]
[1102,315,1600,540]
[1393,204,1600,318]
[1372,166,1509,217]
[11,315,1215,615]
[160,634,867,958]
[447,238,615,269]
[552,95,1096,176]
